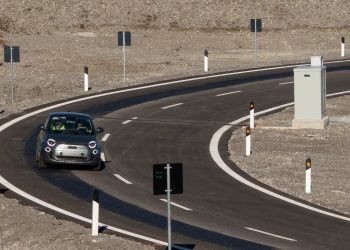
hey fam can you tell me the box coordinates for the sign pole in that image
[254,19,257,66]
[123,31,126,82]
[10,46,14,104]
[166,163,172,249]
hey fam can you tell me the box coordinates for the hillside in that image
[1,0,350,34]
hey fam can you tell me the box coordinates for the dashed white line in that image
[114,174,133,185]
[132,117,138,120]
[245,227,297,242]
[160,199,192,211]
[216,90,242,97]
[279,81,293,85]
[161,103,184,110]
[101,133,110,142]
[122,120,132,125]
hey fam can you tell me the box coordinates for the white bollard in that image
[92,189,99,236]
[245,127,251,156]
[305,158,312,194]
[84,66,89,91]
[341,37,345,57]
[249,102,255,129]
[204,50,209,72]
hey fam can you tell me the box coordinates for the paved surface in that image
[1,63,350,249]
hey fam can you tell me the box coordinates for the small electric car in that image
[36,112,104,170]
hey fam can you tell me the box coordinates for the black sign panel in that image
[118,31,131,46]
[153,163,183,195]
[250,19,262,32]
[4,46,20,63]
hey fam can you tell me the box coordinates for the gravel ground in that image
[229,95,350,216]
[0,193,157,250]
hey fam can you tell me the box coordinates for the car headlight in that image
[47,138,56,147]
[88,141,97,149]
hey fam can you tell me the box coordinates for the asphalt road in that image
[0,62,350,249]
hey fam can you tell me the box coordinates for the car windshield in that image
[48,115,93,135]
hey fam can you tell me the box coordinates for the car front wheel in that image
[38,156,48,169]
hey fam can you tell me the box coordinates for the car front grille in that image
[53,144,90,160]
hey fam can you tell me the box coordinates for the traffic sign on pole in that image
[117,31,131,46]
[153,163,183,195]
[4,46,20,63]
[4,46,20,104]
[117,31,131,82]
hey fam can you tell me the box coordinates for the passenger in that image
[51,120,65,131]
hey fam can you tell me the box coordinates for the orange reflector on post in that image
[246,127,251,136]
[250,101,255,110]
[306,158,311,170]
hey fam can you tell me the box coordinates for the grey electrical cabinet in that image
[292,57,329,129]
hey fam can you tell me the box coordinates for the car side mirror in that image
[38,124,45,131]
[96,127,104,133]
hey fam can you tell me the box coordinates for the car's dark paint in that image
[36,112,104,170]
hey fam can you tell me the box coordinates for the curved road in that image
[0,61,350,249]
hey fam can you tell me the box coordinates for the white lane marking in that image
[216,91,242,97]
[100,152,105,162]
[161,103,184,110]
[101,133,110,142]
[0,176,166,246]
[132,117,138,120]
[122,120,132,125]
[245,227,297,242]
[279,81,293,85]
[160,199,192,211]
[113,174,133,185]
[209,90,350,223]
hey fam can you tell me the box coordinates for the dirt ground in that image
[229,95,350,216]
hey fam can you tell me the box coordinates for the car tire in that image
[93,161,102,171]
[39,156,48,169]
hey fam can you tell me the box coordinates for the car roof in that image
[49,112,92,119]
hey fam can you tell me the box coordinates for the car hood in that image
[45,132,98,145]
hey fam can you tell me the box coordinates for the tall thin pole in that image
[254,19,257,66]
[10,46,14,104]
[123,31,126,82]
[166,163,172,249]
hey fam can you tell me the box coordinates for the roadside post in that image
[204,49,209,72]
[4,46,20,104]
[245,126,251,156]
[153,163,183,250]
[341,37,345,57]
[305,158,312,194]
[250,19,262,65]
[117,31,131,82]
[92,189,100,236]
[84,66,89,91]
[250,102,255,129]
